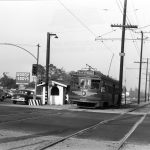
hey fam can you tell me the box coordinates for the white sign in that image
[119,53,125,56]
[16,72,30,85]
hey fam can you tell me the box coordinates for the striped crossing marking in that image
[45,90,48,104]
[29,99,42,106]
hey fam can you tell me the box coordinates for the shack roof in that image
[37,80,69,87]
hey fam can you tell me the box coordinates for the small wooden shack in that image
[37,80,69,105]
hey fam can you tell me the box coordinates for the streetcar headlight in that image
[82,91,86,96]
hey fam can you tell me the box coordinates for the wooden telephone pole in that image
[134,32,150,104]
[111,0,137,106]
[135,31,144,104]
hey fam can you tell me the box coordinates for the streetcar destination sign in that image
[16,72,30,85]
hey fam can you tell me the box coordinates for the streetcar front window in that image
[80,79,85,88]
[91,80,100,89]
[80,80,85,87]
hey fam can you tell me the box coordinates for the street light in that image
[34,44,40,100]
[45,32,58,104]
[0,42,41,101]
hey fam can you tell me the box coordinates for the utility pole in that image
[145,58,148,102]
[124,78,127,105]
[137,31,144,104]
[135,31,150,104]
[111,0,138,106]
[46,33,50,104]
[148,73,150,101]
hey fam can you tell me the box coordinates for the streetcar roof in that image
[71,69,119,85]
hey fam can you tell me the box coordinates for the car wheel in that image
[25,101,29,105]
[13,101,17,104]
[0,96,5,101]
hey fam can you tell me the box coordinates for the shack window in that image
[51,85,59,95]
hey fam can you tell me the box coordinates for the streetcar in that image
[69,65,119,108]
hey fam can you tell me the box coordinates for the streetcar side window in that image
[101,87,106,92]
[91,80,100,89]
[80,80,85,87]
[70,77,79,89]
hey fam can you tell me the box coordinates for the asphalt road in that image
[0,99,150,150]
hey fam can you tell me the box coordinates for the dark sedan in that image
[11,89,35,105]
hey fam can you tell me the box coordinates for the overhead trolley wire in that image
[138,24,150,30]
[131,0,139,25]
[57,0,96,37]
[57,0,119,55]
[57,0,122,79]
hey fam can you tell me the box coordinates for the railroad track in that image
[34,102,150,150]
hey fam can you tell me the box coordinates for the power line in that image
[97,29,117,38]
[131,0,139,25]
[138,24,150,30]
[57,0,96,37]
[116,0,140,57]
[116,0,123,14]
[57,0,118,55]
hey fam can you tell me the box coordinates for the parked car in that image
[11,89,40,105]
[2,89,14,98]
[0,89,6,101]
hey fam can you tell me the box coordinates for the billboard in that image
[16,72,30,85]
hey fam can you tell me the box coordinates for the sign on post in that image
[119,52,125,56]
[16,72,30,85]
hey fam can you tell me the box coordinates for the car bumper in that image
[11,98,26,102]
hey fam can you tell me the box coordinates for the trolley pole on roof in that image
[107,53,114,76]
[111,0,137,106]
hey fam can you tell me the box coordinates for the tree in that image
[129,87,145,99]
[26,81,35,89]
[47,64,71,83]
[0,73,18,89]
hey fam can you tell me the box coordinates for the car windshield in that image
[17,90,34,95]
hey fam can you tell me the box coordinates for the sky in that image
[0,0,150,91]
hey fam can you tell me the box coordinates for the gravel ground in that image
[45,138,117,150]
[121,143,150,150]
[1,135,150,150]
[44,138,150,150]
[0,135,60,150]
